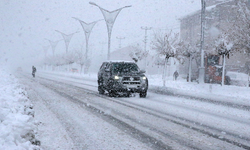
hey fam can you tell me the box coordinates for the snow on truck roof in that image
[103,60,135,63]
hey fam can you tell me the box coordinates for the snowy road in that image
[17,72,250,150]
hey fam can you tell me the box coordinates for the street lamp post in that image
[73,17,101,73]
[45,39,61,56]
[199,0,206,84]
[89,2,131,60]
[55,30,78,53]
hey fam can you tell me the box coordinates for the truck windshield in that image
[112,63,139,74]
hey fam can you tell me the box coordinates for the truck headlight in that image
[114,76,120,80]
[141,76,147,83]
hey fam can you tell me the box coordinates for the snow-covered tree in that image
[214,33,233,86]
[55,54,66,67]
[74,50,85,74]
[129,43,147,63]
[229,0,250,54]
[152,30,180,86]
[178,40,200,82]
[62,52,76,71]
[153,55,165,67]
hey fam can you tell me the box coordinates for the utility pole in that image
[141,26,152,71]
[116,36,125,49]
[199,0,206,84]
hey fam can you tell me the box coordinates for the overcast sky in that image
[0,0,201,68]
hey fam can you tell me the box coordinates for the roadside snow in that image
[40,70,250,102]
[148,74,250,101]
[1,68,250,149]
[0,67,40,150]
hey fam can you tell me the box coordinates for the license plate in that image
[126,84,138,88]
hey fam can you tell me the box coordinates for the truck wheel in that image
[109,90,117,97]
[139,91,147,98]
[125,92,131,97]
[98,86,105,94]
[98,78,105,94]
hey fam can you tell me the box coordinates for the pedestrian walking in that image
[173,70,179,81]
[32,66,36,78]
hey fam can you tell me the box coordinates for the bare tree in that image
[214,33,233,86]
[62,52,77,72]
[208,0,250,85]
[74,50,85,74]
[152,30,180,86]
[129,43,147,63]
[178,40,200,82]
[230,0,250,54]
[70,49,91,74]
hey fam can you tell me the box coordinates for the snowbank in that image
[148,74,250,103]
[227,71,250,87]
[0,68,40,150]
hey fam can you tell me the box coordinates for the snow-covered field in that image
[1,67,250,149]
[0,67,40,150]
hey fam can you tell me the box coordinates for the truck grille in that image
[122,77,140,81]
[123,82,140,85]
[122,76,140,85]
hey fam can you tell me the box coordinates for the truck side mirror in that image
[105,68,110,72]
[140,70,146,73]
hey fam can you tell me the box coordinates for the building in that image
[179,0,249,74]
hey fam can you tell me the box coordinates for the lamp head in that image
[89,2,98,6]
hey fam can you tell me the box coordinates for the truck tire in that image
[139,91,147,98]
[109,90,117,97]
[98,86,105,94]
[98,78,105,94]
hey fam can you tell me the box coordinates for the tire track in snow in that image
[21,74,155,150]
[34,75,250,150]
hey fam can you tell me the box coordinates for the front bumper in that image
[110,77,148,93]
